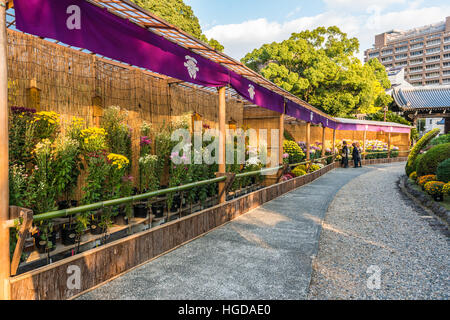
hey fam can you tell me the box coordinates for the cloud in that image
[323,0,407,11]
[204,2,450,62]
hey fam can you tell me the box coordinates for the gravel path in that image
[308,163,449,300]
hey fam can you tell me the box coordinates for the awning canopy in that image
[334,118,412,134]
[12,0,338,128]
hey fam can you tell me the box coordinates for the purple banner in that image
[14,0,230,87]
[286,100,337,129]
[229,72,284,114]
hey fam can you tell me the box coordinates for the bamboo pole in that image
[217,86,226,203]
[306,122,311,161]
[0,0,10,300]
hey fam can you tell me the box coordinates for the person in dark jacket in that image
[352,142,360,168]
[341,141,349,168]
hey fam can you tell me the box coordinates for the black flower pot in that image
[433,194,444,202]
[61,224,77,246]
[57,200,70,210]
[90,220,106,235]
[170,195,181,213]
[133,203,148,218]
[151,202,165,218]
[34,231,57,254]
[114,208,130,226]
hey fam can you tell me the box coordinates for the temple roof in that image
[392,85,450,111]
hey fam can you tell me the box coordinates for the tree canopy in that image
[241,26,393,117]
[131,0,224,51]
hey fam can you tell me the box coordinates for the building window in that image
[409,66,423,73]
[426,39,441,46]
[444,45,450,51]
[444,61,450,67]
[411,37,424,43]
[426,55,441,62]
[444,53,450,60]
[409,58,423,65]
[426,64,440,70]
[410,42,424,49]
[396,61,407,66]
[425,80,440,85]
[395,53,407,60]
[410,50,423,57]
[381,49,393,55]
[443,70,450,76]
[426,47,441,54]
[381,56,393,62]
[425,72,440,78]
[396,46,408,52]
[369,52,379,58]
[443,78,450,84]
[445,36,450,43]
[409,74,423,80]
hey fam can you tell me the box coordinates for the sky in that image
[185,0,450,62]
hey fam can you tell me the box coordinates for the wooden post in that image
[216,87,226,203]
[279,110,284,165]
[0,0,10,300]
[321,125,326,158]
[10,209,33,276]
[388,131,392,159]
[332,129,336,162]
[363,130,367,160]
[306,122,311,161]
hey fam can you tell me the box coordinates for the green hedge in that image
[416,143,450,177]
[430,133,450,146]
[437,158,450,183]
[405,128,440,176]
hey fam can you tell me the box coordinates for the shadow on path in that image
[78,164,383,300]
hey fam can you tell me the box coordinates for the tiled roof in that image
[392,85,450,110]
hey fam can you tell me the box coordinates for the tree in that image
[365,110,411,125]
[131,0,224,51]
[241,26,392,117]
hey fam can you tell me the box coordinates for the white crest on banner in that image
[326,119,328,126]
[365,125,369,131]
[310,112,314,122]
[248,84,256,100]
[390,127,393,132]
[184,56,199,79]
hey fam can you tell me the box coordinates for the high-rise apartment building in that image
[364,17,450,87]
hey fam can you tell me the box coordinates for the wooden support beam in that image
[217,86,226,204]
[363,130,367,160]
[321,126,326,158]
[0,0,10,300]
[10,209,33,276]
[332,129,337,162]
[306,122,311,161]
[279,112,284,166]
[388,132,392,159]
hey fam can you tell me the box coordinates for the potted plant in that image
[34,221,56,254]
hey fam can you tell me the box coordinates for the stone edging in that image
[400,176,450,225]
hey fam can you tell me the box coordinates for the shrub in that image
[436,158,450,183]
[413,153,424,172]
[292,166,307,177]
[424,181,445,195]
[409,171,417,182]
[309,164,321,172]
[430,133,450,146]
[416,143,450,177]
[417,175,437,187]
[443,183,450,195]
[405,128,440,176]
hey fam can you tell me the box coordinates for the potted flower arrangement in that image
[424,181,445,201]
[284,140,305,164]
[417,175,437,190]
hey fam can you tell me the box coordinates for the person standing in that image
[352,142,360,168]
[341,141,349,168]
[356,142,363,167]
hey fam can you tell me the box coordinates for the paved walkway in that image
[78,163,449,300]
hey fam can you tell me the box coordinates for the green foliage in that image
[416,143,450,177]
[436,158,450,183]
[405,128,440,176]
[409,171,417,182]
[284,130,295,141]
[365,110,411,125]
[82,151,110,205]
[413,153,425,172]
[130,0,224,51]
[101,106,132,168]
[241,26,392,117]
[430,133,450,146]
